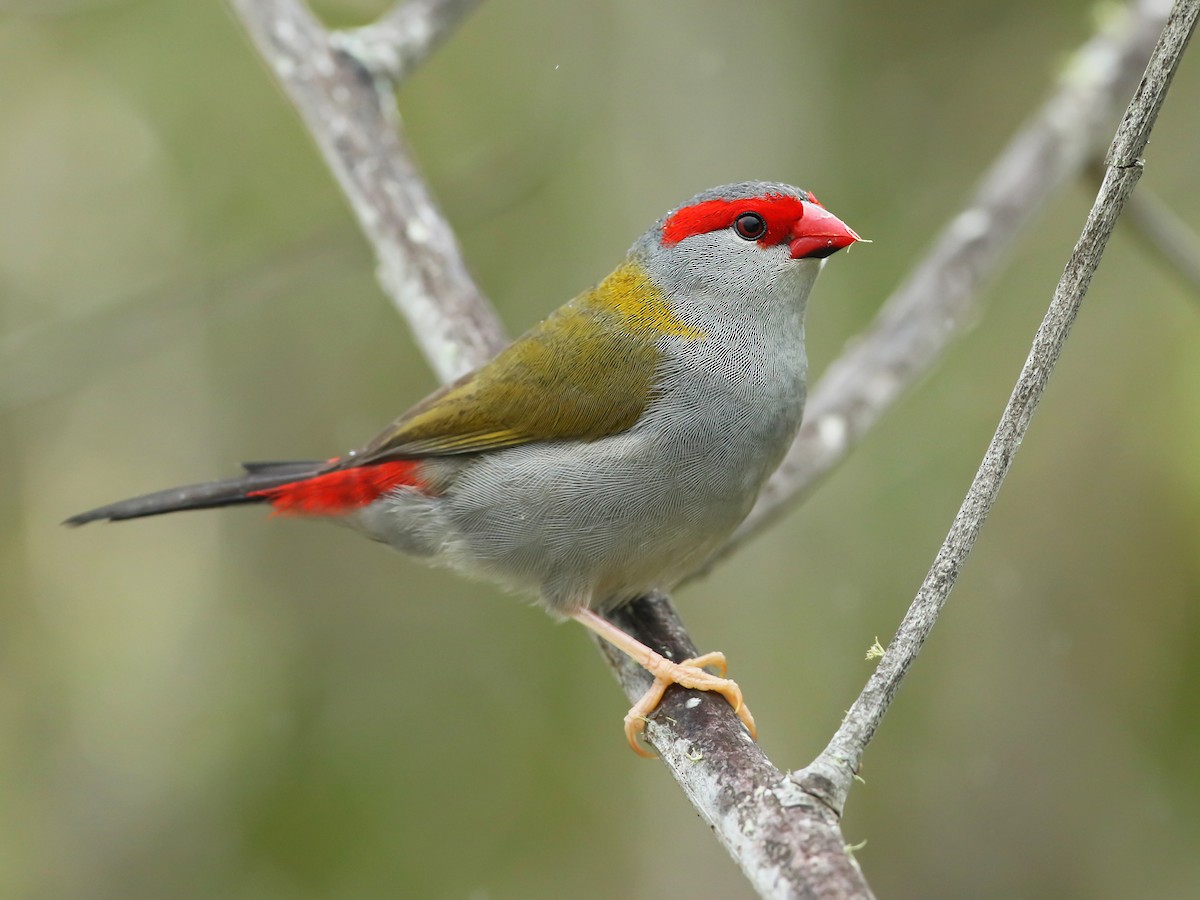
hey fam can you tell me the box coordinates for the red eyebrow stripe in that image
[662,194,807,247]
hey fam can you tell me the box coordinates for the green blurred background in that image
[2,0,1198,897]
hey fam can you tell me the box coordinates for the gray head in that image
[630,181,860,312]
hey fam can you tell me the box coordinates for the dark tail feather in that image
[64,460,324,526]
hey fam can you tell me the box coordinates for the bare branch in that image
[710,0,1174,564]
[794,0,1199,818]
[230,0,504,382]
[1098,162,1200,294]
[599,597,875,899]
[336,0,484,84]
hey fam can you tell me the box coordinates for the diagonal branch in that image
[794,0,1199,818]
[709,0,1174,565]
[597,597,874,897]
[1100,162,1200,295]
[230,0,504,382]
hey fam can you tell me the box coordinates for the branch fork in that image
[229,0,1197,894]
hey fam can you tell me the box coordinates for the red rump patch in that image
[662,194,807,247]
[249,460,424,516]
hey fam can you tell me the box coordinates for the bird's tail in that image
[64,461,325,525]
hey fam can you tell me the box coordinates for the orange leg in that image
[572,608,757,756]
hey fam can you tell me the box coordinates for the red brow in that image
[662,194,807,247]
[248,460,425,516]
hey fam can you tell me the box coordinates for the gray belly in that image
[440,383,804,613]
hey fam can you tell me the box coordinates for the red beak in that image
[789,205,862,259]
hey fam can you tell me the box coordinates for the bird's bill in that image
[788,205,862,259]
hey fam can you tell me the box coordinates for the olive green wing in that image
[354,296,661,463]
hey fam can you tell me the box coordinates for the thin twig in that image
[793,0,1199,817]
[1094,161,1200,294]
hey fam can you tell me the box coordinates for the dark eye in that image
[733,212,767,241]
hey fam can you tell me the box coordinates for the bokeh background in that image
[3,0,1199,897]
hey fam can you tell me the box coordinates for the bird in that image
[66,181,861,754]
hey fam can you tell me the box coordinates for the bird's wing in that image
[351,278,692,463]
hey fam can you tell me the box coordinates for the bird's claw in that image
[623,652,757,756]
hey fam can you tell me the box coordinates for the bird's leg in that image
[571,608,757,756]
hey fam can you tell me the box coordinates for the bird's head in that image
[633,181,861,317]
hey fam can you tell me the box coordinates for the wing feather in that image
[344,263,704,467]
[352,290,673,463]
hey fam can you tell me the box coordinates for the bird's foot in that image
[623,651,756,756]
[571,608,757,756]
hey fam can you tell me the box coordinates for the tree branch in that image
[335,0,484,84]
[1096,161,1200,296]
[599,596,874,898]
[709,0,1175,564]
[228,0,1190,895]
[230,0,504,382]
[794,0,1199,818]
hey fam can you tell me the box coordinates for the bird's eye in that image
[733,212,767,241]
